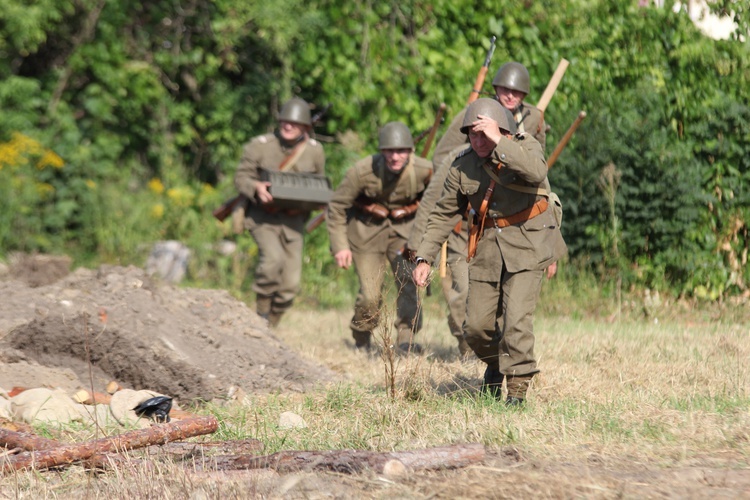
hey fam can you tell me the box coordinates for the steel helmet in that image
[460,98,517,135]
[492,62,531,95]
[279,97,312,126]
[378,121,414,149]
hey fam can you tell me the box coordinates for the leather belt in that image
[488,199,548,229]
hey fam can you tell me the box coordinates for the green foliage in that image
[0,0,748,301]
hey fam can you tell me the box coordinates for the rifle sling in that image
[480,162,548,197]
[279,136,309,172]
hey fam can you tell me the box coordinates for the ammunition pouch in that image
[389,200,420,220]
[354,196,419,221]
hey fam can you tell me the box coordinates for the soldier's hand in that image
[545,261,558,280]
[412,261,432,287]
[473,114,503,144]
[334,249,353,270]
[255,181,273,204]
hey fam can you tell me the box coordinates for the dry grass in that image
[3,290,750,498]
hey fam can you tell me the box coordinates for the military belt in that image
[487,199,548,230]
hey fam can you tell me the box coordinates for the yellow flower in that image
[85,179,97,189]
[148,178,165,194]
[166,186,195,208]
[36,150,65,170]
[0,132,64,170]
[151,203,165,219]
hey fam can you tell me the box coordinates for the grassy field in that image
[3,285,749,498]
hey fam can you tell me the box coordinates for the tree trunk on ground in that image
[0,416,218,473]
[211,443,485,474]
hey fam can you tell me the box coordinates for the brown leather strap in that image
[278,135,309,172]
[490,199,548,229]
[259,205,306,216]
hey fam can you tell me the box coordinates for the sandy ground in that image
[0,254,336,402]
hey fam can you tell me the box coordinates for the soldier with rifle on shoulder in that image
[327,122,433,354]
[233,97,326,327]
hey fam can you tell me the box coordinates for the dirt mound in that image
[0,260,337,402]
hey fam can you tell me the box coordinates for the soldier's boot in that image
[352,329,372,352]
[396,326,422,355]
[256,295,273,321]
[456,335,473,360]
[480,365,504,400]
[505,375,533,407]
[268,311,284,327]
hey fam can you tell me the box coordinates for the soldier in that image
[234,97,326,327]
[432,61,546,168]
[407,61,556,357]
[327,122,433,353]
[412,99,566,405]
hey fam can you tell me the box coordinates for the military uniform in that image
[416,126,566,400]
[416,98,546,357]
[328,153,433,349]
[234,131,326,322]
[407,144,470,355]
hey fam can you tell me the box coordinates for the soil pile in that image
[0,255,336,402]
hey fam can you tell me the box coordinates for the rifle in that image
[467,36,497,105]
[547,110,586,169]
[440,35,496,276]
[420,103,446,158]
[212,195,244,223]
[536,59,569,115]
[310,103,332,129]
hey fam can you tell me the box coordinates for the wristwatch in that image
[415,257,430,266]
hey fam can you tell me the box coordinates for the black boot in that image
[505,396,525,408]
[352,329,372,352]
[480,365,504,400]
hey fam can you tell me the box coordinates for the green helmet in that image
[492,62,530,95]
[460,98,517,135]
[378,121,414,150]
[279,97,312,126]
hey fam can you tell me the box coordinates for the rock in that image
[382,459,407,477]
[11,387,83,424]
[146,241,191,283]
[278,411,307,429]
[109,389,172,428]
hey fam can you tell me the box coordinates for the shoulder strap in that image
[279,136,309,172]
[405,155,417,199]
[481,162,548,197]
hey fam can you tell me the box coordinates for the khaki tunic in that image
[416,134,566,376]
[234,132,326,312]
[327,153,433,334]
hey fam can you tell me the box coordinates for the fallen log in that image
[213,443,485,474]
[0,429,61,452]
[152,439,264,458]
[0,416,219,473]
[0,427,123,470]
